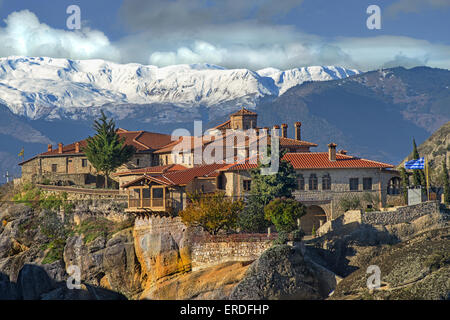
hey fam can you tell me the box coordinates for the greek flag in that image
[404,157,425,169]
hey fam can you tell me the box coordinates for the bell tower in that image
[229,107,258,130]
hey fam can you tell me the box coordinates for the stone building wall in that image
[190,235,274,271]
[293,168,398,219]
[361,201,441,225]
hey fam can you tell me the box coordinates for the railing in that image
[129,198,140,208]
[127,198,171,209]
[152,198,164,207]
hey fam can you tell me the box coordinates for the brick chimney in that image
[75,142,80,153]
[58,143,63,154]
[281,123,288,138]
[47,144,52,152]
[328,143,337,161]
[338,149,347,155]
[272,125,280,136]
[294,122,302,141]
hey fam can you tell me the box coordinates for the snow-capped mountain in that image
[0,56,360,120]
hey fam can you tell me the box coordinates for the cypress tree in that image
[411,138,426,188]
[400,167,409,205]
[237,148,298,232]
[443,159,450,205]
[84,111,136,188]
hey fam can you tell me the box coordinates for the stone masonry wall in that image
[190,234,274,271]
[361,201,441,226]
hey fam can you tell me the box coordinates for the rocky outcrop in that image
[230,244,340,300]
[0,200,140,300]
[330,227,450,300]
[133,215,194,292]
[143,261,250,300]
[64,228,143,299]
[0,264,126,300]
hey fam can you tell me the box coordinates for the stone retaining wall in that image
[190,234,275,271]
[361,201,440,226]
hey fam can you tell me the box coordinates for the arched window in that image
[297,174,305,190]
[322,173,331,190]
[387,177,401,195]
[309,174,318,190]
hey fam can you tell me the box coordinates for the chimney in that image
[338,149,347,155]
[294,122,302,141]
[75,142,80,153]
[281,123,288,138]
[47,144,52,152]
[272,125,280,137]
[58,143,63,154]
[328,143,337,161]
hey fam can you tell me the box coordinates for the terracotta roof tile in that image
[113,164,187,176]
[222,153,394,171]
[230,107,257,116]
[20,130,173,164]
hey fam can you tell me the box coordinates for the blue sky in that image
[0,0,449,70]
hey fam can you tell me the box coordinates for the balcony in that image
[125,186,173,213]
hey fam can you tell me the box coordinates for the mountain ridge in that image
[0,56,360,120]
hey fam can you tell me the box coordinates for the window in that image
[136,158,140,166]
[387,177,401,195]
[309,174,318,190]
[363,177,372,190]
[243,180,251,191]
[297,174,305,190]
[51,164,57,173]
[322,173,331,190]
[349,178,359,191]
[82,159,88,168]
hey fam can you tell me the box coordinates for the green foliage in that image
[362,192,380,210]
[180,192,244,235]
[13,185,73,213]
[442,160,450,205]
[339,194,362,212]
[411,138,426,188]
[400,167,409,205]
[238,149,298,233]
[273,231,288,245]
[264,198,306,234]
[42,239,66,265]
[84,110,136,188]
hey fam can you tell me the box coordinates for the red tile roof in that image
[230,107,257,116]
[121,163,229,188]
[222,153,394,171]
[283,153,394,169]
[19,129,173,165]
[113,164,187,176]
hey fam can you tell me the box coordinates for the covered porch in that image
[122,175,176,213]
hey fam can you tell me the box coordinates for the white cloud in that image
[0,10,450,71]
[0,10,120,61]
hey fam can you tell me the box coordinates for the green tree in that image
[442,159,450,205]
[400,167,409,205]
[264,198,306,234]
[238,149,298,232]
[180,192,244,235]
[411,138,426,188]
[84,110,135,188]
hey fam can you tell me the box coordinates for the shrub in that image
[264,198,306,234]
[339,194,362,212]
[180,192,244,235]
